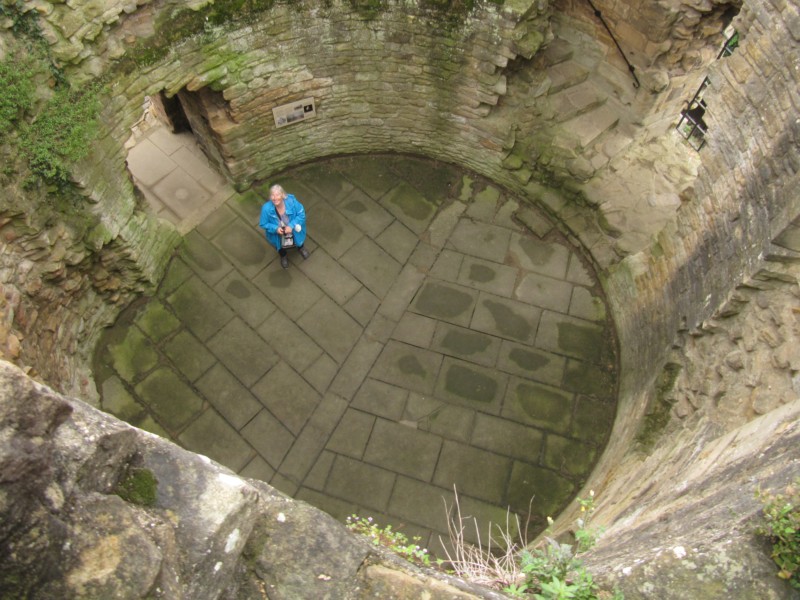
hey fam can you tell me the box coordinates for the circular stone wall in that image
[94,151,617,551]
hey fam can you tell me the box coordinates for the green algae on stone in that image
[384,182,435,221]
[115,467,158,507]
[635,361,681,453]
[508,462,575,518]
[101,376,148,423]
[556,320,604,364]
[571,396,615,444]
[458,175,474,202]
[542,434,597,477]
[563,360,615,400]
[109,327,159,384]
[513,381,573,434]
[134,300,181,342]
[134,368,203,431]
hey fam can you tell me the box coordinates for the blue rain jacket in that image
[259,194,307,251]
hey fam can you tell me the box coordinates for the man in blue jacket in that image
[259,184,309,269]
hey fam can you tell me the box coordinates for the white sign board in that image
[272,98,316,128]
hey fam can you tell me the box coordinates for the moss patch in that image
[556,320,604,363]
[115,467,158,506]
[635,361,681,453]
[563,360,615,401]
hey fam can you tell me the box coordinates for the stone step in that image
[548,80,606,123]
[535,37,574,68]
[547,60,590,94]
[563,103,621,150]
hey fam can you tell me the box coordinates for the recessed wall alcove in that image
[98,134,619,549]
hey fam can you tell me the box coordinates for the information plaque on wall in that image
[272,98,316,128]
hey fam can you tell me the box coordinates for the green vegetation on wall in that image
[1,2,103,190]
[0,60,34,136]
[0,56,101,188]
[756,479,800,591]
[117,0,277,72]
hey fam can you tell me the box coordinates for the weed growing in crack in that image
[346,514,432,568]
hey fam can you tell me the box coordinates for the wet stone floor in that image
[93,153,618,555]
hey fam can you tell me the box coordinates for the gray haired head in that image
[269,184,286,199]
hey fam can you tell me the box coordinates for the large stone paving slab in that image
[196,363,262,429]
[252,264,324,321]
[164,330,216,382]
[434,357,507,415]
[180,230,234,286]
[508,233,570,278]
[210,218,270,279]
[166,276,235,342]
[251,361,320,435]
[240,409,294,469]
[339,237,402,299]
[338,187,395,237]
[430,323,501,368]
[410,280,478,328]
[97,151,618,553]
[515,272,575,313]
[257,310,323,374]
[471,292,542,344]
[497,340,566,386]
[325,455,396,512]
[307,202,362,259]
[433,441,512,505]
[297,296,362,364]
[535,310,607,364]
[207,317,278,388]
[448,219,512,264]
[370,340,443,396]
[179,408,254,471]
[363,419,442,481]
[457,255,518,297]
[134,367,204,432]
[213,271,276,329]
[350,378,408,421]
[380,182,438,235]
[336,155,403,200]
[297,249,362,305]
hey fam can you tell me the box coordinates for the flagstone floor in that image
[97,123,619,556]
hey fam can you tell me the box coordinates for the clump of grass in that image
[440,489,622,599]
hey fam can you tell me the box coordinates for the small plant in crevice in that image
[345,514,432,567]
[440,489,622,599]
[756,478,800,590]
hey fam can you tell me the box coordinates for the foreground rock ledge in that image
[2,355,798,599]
[0,360,503,600]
